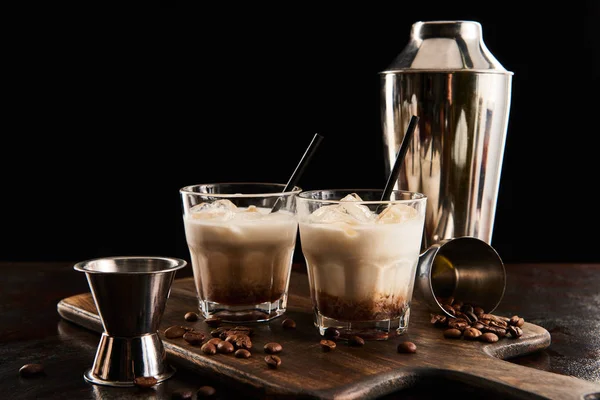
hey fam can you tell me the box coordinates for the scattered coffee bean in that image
[472,322,486,331]
[430,314,448,327]
[19,363,44,378]
[206,338,223,346]
[397,342,417,353]
[183,331,205,345]
[172,389,194,399]
[184,312,199,322]
[443,328,463,339]
[442,304,456,316]
[461,304,474,314]
[204,316,222,327]
[349,335,365,347]
[264,342,283,354]
[210,326,230,339]
[320,339,336,352]
[473,307,485,317]
[201,342,217,355]
[323,327,340,341]
[509,315,520,326]
[463,327,482,340]
[517,317,525,327]
[133,376,158,388]
[282,318,296,329]
[480,332,499,343]
[226,334,252,350]
[197,385,216,397]
[448,318,470,331]
[235,349,252,359]
[508,325,523,338]
[228,326,254,337]
[265,355,282,369]
[217,340,235,354]
[165,326,188,339]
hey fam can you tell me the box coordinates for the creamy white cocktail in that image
[297,191,426,338]
[180,183,300,323]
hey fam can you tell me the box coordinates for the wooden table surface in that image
[1,261,599,400]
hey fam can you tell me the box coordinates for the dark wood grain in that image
[57,275,600,400]
[1,262,599,400]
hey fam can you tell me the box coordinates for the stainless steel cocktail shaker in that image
[380,21,513,249]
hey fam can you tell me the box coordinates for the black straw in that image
[270,133,324,213]
[380,115,419,201]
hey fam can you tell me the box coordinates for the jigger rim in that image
[73,256,187,275]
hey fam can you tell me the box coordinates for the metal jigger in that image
[416,237,506,316]
[74,256,187,387]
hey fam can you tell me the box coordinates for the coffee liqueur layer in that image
[315,291,407,321]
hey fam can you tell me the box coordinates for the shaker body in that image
[381,70,512,249]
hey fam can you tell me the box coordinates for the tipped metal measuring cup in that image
[74,256,187,387]
[416,237,506,316]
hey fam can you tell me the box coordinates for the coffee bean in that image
[517,317,525,327]
[210,326,229,339]
[448,318,470,331]
[200,342,217,355]
[481,325,507,338]
[184,312,198,322]
[197,385,216,397]
[397,342,417,353]
[204,316,222,327]
[463,327,482,340]
[481,332,499,343]
[183,331,205,345]
[133,376,158,388]
[19,363,44,378]
[443,328,463,339]
[265,355,282,369]
[217,341,235,354]
[165,325,188,339]
[172,389,194,399]
[320,339,336,352]
[509,315,520,326]
[442,304,456,316]
[323,327,340,340]
[206,338,223,346]
[349,335,365,347]
[472,322,486,331]
[461,304,474,314]
[430,314,448,327]
[235,349,252,358]
[264,342,283,354]
[229,326,254,337]
[508,325,523,338]
[473,307,485,317]
[282,318,296,329]
[226,334,252,350]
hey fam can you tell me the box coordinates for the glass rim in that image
[297,188,427,205]
[179,182,303,198]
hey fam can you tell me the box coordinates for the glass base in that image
[314,308,411,340]
[199,295,287,323]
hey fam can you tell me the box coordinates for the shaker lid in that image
[381,21,513,74]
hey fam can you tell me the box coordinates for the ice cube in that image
[189,199,237,221]
[309,204,359,224]
[340,193,364,202]
[376,204,418,224]
[339,202,375,223]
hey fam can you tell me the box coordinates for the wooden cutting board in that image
[57,272,600,400]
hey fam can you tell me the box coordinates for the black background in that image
[2,4,599,265]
